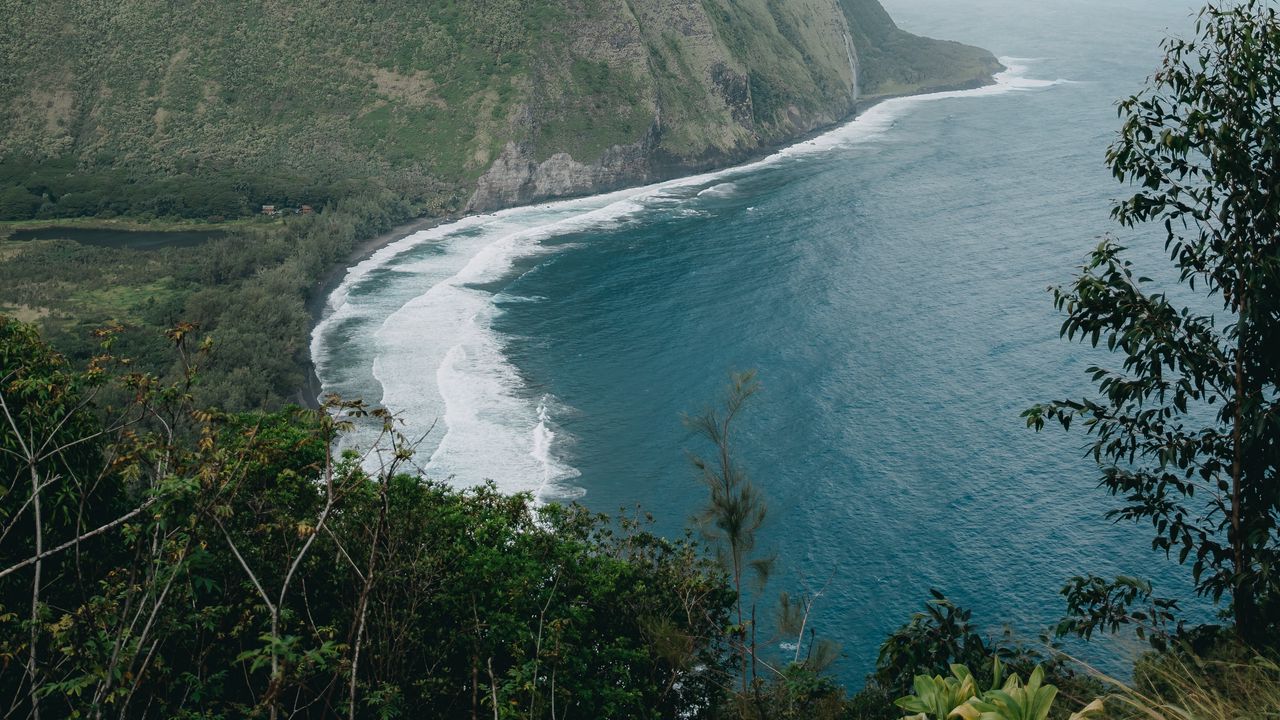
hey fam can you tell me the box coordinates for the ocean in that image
[312,0,1208,681]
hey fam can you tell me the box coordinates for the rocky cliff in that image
[465,0,1002,210]
[0,0,999,219]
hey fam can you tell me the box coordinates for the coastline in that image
[299,213,459,407]
[299,71,1001,409]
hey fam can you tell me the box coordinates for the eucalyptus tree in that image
[1025,0,1280,643]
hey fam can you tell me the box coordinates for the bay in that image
[314,0,1208,681]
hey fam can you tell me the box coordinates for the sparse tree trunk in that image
[28,462,42,720]
[487,657,499,720]
[349,470,389,719]
[472,658,480,720]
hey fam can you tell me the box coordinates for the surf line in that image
[311,58,1059,502]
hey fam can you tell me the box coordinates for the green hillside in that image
[0,0,998,410]
[0,0,999,220]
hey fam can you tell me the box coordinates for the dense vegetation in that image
[0,320,737,718]
[0,191,413,410]
[0,322,1271,719]
[0,0,997,221]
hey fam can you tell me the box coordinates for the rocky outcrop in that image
[468,132,657,212]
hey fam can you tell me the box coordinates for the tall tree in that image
[686,371,773,692]
[1025,0,1280,643]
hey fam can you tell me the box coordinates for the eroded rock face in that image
[463,0,871,211]
[468,144,537,212]
[467,134,657,212]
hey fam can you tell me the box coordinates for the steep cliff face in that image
[466,0,1002,211]
[0,0,998,218]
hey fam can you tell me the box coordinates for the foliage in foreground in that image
[1121,649,1280,719]
[895,661,1104,720]
[0,320,1128,720]
[0,317,734,719]
[4,318,1280,720]
[1026,0,1280,644]
[845,592,1108,720]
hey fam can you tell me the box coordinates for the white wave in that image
[697,182,738,198]
[530,397,582,499]
[363,197,655,498]
[675,208,709,218]
[311,57,1060,500]
[493,292,547,304]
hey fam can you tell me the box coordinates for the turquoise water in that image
[314,0,1209,681]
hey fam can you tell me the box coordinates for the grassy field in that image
[0,215,267,239]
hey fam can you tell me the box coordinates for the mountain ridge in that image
[0,0,999,220]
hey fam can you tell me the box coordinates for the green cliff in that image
[0,0,999,219]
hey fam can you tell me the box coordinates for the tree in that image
[0,184,40,219]
[686,371,773,695]
[1025,0,1280,644]
[0,317,110,718]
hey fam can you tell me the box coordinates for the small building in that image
[300,204,313,215]
[261,204,276,215]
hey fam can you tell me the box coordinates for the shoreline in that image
[299,213,459,407]
[299,71,1001,409]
